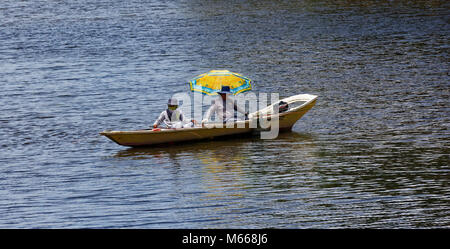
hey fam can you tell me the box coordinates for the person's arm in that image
[234,101,247,114]
[232,99,249,118]
[202,102,216,123]
[178,110,184,122]
[153,111,166,128]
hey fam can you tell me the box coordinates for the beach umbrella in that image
[189,70,252,95]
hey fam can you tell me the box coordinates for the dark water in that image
[1,0,449,228]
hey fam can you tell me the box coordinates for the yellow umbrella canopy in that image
[189,70,252,95]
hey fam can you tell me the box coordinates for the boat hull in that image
[100,126,253,147]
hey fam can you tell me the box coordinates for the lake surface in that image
[0,0,449,228]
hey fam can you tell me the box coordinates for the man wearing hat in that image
[202,86,249,125]
[153,98,196,129]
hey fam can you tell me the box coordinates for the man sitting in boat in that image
[202,86,249,125]
[153,98,197,129]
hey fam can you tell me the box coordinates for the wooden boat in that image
[100,94,317,147]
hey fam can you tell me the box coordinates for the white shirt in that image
[153,109,184,128]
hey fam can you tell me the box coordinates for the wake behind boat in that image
[100,93,317,147]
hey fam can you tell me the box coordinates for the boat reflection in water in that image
[112,132,318,208]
